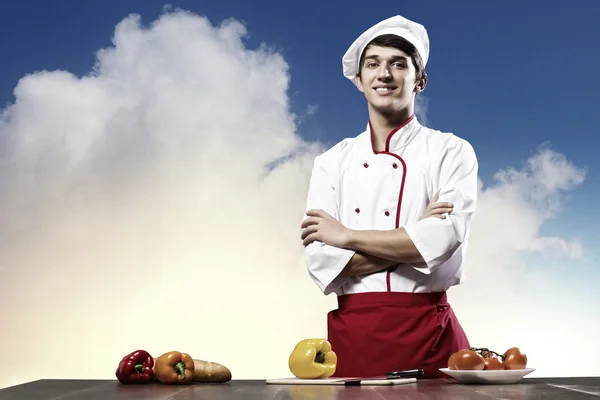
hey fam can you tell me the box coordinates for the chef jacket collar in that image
[367,114,420,154]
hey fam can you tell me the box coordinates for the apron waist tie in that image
[337,291,447,309]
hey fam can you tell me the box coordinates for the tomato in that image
[503,347,527,370]
[483,357,505,370]
[447,353,457,370]
[453,349,485,370]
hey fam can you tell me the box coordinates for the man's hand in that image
[301,209,351,248]
[419,191,453,220]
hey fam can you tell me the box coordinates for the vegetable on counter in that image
[288,338,337,379]
[153,351,195,384]
[115,350,154,384]
[192,359,232,382]
[502,347,528,369]
[448,349,485,370]
[448,346,528,371]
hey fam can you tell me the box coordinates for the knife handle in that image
[385,369,424,378]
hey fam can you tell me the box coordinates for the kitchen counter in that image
[1,377,600,399]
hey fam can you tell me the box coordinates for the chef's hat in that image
[342,15,430,81]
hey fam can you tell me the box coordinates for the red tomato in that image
[503,347,527,370]
[483,357,505,370]
[448,353,457,370]
[453,349,485,370]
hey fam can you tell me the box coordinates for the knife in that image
[385,369,424,378]
[338,369,424,385]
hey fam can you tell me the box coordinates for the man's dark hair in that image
[358,34,426,82]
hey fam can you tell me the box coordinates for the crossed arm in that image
[302,139,478,295]
[337,252,397,277]
[301,192,452,277]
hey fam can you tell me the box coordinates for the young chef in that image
[300,15,478,378]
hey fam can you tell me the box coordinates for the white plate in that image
[439,368,536,384]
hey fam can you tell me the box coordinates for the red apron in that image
[327,291,469,379]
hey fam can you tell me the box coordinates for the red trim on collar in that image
[368,114,415,154]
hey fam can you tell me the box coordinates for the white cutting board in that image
[265,377,417,386]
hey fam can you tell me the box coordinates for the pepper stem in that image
[134,364,145,373]
[315,352,325,364]
[174,361,187,380]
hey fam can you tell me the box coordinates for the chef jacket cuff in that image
[305,242,355,295]
[403,216,462,274]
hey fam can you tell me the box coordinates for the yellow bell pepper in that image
[288,338,337,379]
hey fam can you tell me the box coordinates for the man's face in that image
[355,45,422,116]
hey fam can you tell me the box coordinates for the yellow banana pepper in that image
[288,338,337,379]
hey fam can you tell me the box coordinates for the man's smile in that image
[373,85,397,95]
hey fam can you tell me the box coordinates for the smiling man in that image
[301,15,479,378]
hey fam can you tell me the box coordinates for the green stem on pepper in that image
[315,351,325,364]
[174,361,187,380]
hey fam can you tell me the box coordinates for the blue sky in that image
[1,0,597,254]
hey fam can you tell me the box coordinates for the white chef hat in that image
[342,15,430,81]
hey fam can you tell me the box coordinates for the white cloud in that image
[490,144,586,219]
[468,146,586,265]
[0,9,594,390]
[0,10,329,389]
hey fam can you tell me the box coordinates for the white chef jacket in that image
[303,116,478,296]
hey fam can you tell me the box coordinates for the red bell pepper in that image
[115,350,154,384]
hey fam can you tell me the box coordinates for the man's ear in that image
[414,74,428,93]
[354,72,365,93]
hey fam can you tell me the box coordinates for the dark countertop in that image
[1,378,600,400]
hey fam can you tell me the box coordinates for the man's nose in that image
[378,65,392,80]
